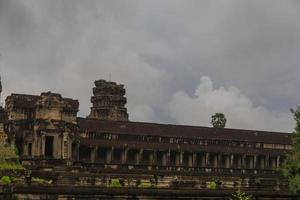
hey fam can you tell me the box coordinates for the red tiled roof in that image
[77,118,292,145]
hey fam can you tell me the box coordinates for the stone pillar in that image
[149,151,154,165]
[201,153,206,167]
[205,152,210,167]
[153,151,158,164]
[271,157,276,169]
[225,155,230,168]
[106,147,113,164]
[213,154,218,168]
[265,155,270,169]
[136,149,143,165]
[188,153,193,167]
[192,153,197,167]
[237,155,242,168]
[249,156,254,169]
[175,152,180,166]
[242,155,246,168]
[253,156,257,169]
[121,148,128,164]
[277,156,281,168]
[259,156,265,169]
[180,151,184,166]
[162,151,167,166]
[230,154,234,168]
[90,146,97,163]
[41,135,45,157]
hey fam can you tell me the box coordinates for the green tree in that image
[230,190,253,200]
[283,107,300,193]
[211,113,227,128]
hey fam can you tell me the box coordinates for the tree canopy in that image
[211,113,227,128]
[283,107,300,193]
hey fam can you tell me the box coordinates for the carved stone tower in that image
[89,80,129,121]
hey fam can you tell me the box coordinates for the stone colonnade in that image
[77,145,282,170]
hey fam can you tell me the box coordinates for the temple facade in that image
[2,79,292,176]
[5,92,78,159]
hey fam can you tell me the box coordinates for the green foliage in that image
[207,181,217,190]
[283,107,300,193]
[211,113,227,128]
[1,176,11,185]
[110,179,122,188]
[138,182,152,188]
[230,190,253,200]
[32,177,52,185]
[0,162,23,170]
[0,140,23,170]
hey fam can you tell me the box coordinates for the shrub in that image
[32,177,52,185]
[138,182,152,188]
[1,176,11,185]
[207,181,217,190]
[110,179,121,188]
[230,190,253,200]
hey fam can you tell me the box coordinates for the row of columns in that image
[79,146,282,169]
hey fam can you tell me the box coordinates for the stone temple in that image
[0,78,295,199]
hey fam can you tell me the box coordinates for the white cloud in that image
[168,76,293,132]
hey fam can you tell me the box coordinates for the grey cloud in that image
[0,0,299,131]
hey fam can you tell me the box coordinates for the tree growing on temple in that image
[211,113,227,128]
[283,106,300,193]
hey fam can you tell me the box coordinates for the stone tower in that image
[89,80,129,121]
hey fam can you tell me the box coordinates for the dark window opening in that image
[45,136,54,157]
[113,148,122,163]
[97,147,108,163]
[79,145,91,162]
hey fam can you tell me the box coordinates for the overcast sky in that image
[0,0,299,132]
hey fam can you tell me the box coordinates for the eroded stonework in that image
[89,80,128,121]
[0,79,294,194]
[5,92,78,159]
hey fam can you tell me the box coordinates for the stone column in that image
[175,151,180,166]
[121,148,128,164]
[180,151,184,166]
[149,151,154,165]
[162,151,167,166]
[188,153,193,167]
[90,146,97,163]
[276,156,281,168]
[41,135,45,157]
[213,154,218,168]
[271,157,276,169]
[265,155,270,169]
[237,155,242,168]
[200,153,206,167]
[205,152,210,167]
[106,147,113,164]
[192,152,197,167]
[253,156,257,169]
[225,155,230,168]
[242,155,246,168]
[259,156,265,169]
[249,156,254,169]
[136,149,143,165]
[230,154,234,168]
